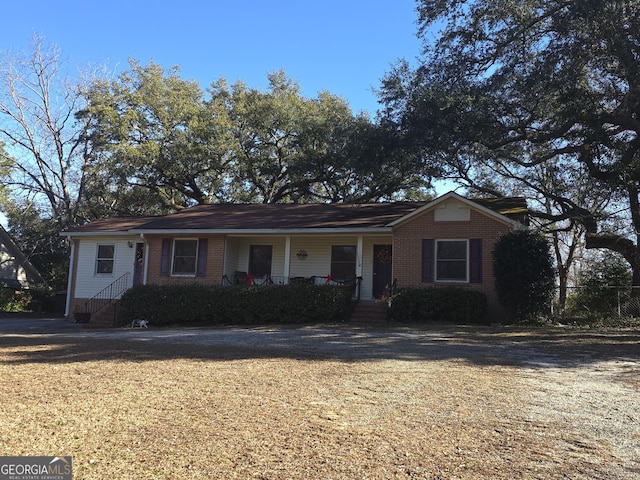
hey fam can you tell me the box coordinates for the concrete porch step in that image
[349,300,388,323]
[85,303,118,328]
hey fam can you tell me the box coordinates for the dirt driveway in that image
[0,323,638,479]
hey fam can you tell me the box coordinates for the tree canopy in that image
[81,62,433,212]
[0,43,437,288]
[380,0,640,283]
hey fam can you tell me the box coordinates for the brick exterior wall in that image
[145,234,225,285]
[392,208,514,322]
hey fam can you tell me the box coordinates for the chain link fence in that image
[557,285,640,319]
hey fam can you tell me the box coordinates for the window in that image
[436,240,468,281]
[172,239,198,275]
[96,244,115,274]
[249,245,273,278]
[423,239,482,283]
[160,238,208,277]
[331,245,356,281]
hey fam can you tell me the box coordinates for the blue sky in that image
[2,0,423,116]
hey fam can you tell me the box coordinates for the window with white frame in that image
[172,239,198,275]
[435,240,468,282]
[95,244,115,274]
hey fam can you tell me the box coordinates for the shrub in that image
[493,230,555,322]
[0,288,24,312]
[388,287,487,323]
[565,252,632,318]
[117,283,352,326]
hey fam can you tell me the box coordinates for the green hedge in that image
[388,287,487,324]
[117,284,353,326]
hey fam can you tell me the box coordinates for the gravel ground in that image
[507,339,640,479]
[0,322,638,479]
[69,323,640,478]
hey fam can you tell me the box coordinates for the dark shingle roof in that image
[65,216,159,233]
[150,202,431,230]
[65,203,425,233]
[63,195,528,234]
[472,197,529,225]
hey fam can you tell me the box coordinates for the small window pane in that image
[97,245,115,258]
[174,241,197,257]
[96,260,114,274]
[437,241,466,259]
[437,260,467,280]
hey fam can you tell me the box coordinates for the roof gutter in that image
[59,231,141,238]
[126,227,394,235]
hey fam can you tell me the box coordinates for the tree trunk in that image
[557,265,568,312]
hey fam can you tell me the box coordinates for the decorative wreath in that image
[377,248,392,264]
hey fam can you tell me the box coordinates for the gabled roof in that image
[0,226,45,287]
[61,192,528,236]
[388,191,528,228]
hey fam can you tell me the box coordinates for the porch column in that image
[141,233,149,285]
[356,236,364,278]
[283,236,291,283]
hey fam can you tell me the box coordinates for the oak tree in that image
[381,0,640,285]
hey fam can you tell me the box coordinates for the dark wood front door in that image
[373,244,393,298]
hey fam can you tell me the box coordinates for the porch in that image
[222,234,393,301]
[222,273,364,300]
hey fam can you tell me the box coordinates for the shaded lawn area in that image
[0,326,637,479]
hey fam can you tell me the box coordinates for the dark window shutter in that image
[160,239,171,276]
[469,238,482,283]
[196,238,208,277]
[421,239,434,283]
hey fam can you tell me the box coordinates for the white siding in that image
[434,199,471,222]
[223,239,240,278]
[290,235,370,281]
[230,237,287,279]
[74,237,138,298]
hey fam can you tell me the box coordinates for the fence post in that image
[618,288,621,318]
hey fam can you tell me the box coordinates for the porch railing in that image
[221,274,362,299]
[83,272,130,317]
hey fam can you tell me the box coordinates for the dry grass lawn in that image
[0,327,637,479]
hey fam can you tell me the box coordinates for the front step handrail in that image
[84,272,130,317]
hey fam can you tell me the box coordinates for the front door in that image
[373,244,393,299]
